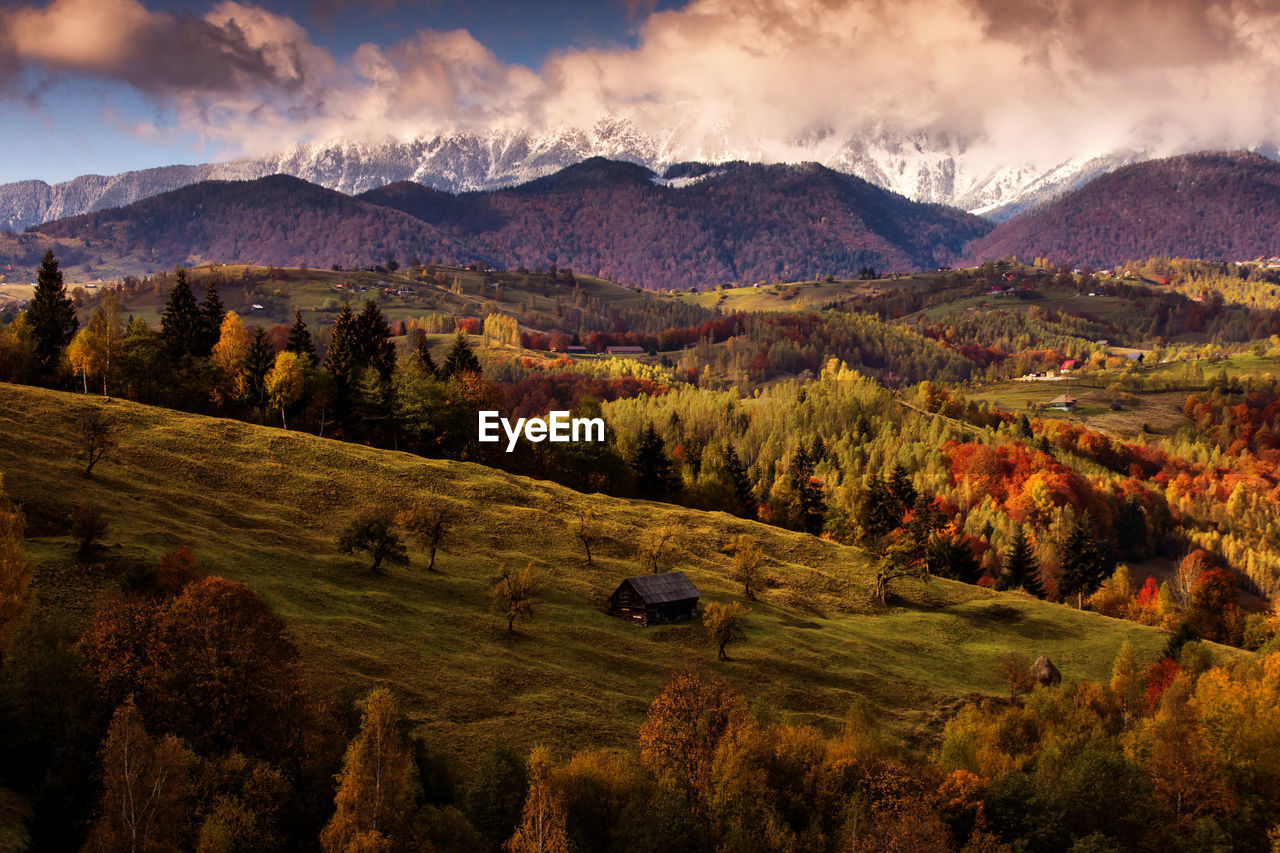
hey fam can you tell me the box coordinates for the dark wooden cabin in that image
[608,572,700,626]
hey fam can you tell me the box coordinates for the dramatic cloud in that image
[4,0,1280,171]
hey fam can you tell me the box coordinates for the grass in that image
[0,383,1198,765]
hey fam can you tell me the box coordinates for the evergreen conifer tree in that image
[631,423,674,499]
[243,327,276,408]
[998,527,1045,597]
[441,331,481,378]
[1058,514,1110,608]
[285,310,316,365]
[26,249,78,374]
[323,304,358,390]
[196,279,225,357]
[354,300,396,379]
[160,268,200,361]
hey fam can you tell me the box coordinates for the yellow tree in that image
[321,688,420,853]
[489,563,541,633]
[66,326,101,394]
[211,311,250,404]
[703,601,749,661]
[264,351,305,429]
[85,698,196,853]
[87,289,125,395]
[0,475,33,656]
[505,747,573,853]
[638,668,741,811]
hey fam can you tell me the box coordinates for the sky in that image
[2,0,1280,185]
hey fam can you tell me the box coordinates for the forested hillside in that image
[966,153,1280,267]
[361,159,993,289]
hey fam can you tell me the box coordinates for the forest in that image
[3,248,1280,851]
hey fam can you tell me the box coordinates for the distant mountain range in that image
[964,152,1280,268]
[0,123,1174,232]
[7,151,1280,288]
[6,159,990,288]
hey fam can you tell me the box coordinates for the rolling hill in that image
[0,382,1179,763]
[360,158,994,290]
[965,152,1280,268]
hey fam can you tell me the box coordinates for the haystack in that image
[1031,655,1061,687]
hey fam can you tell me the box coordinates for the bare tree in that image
[575,509,603,566]
[78,409,114,477]
[396,501,450,572]
[638,525,676,574]
[994,651,1035,701]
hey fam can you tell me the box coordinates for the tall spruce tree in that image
[196,279,225,357]
[1057,514,1111,608]
[441,331,481,378]
[631,423,674,499]
[354,300,396,379]
[998,527,1045,598]
[723,444,756,518]
[243,327,276,408]
[160,268,200,361]
[411,334,439,378]
[285,310,316,365]
[26,249,78,374]
[323,304,358,390]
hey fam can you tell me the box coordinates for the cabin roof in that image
[616,571,700,604]
[1049,394,1077,405]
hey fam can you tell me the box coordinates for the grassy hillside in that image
[0,383,1184,764]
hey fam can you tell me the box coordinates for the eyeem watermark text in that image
[478,411,606,452]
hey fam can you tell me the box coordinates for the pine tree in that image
[998,527,1044,598]
[160,268,201,361]
[441,331,481,378]
[197,278,225,357]
[631,423,674,499]
[354,300,396,379]
[1058,514,1110,608]
[723,444,756,518]
[321,688,420,853]
[285,310,316,365]
[26,249,78,374]
[411,334,439,378]
[324,304,358,390]
[927,535,981,583]
[243,327,276,409]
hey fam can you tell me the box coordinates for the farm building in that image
[608,572,700,626]
[606,345,646,356]
[1048,394,1077,411]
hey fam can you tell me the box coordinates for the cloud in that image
[4,0,1280,172]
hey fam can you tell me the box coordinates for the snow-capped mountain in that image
[0,121,1207,232]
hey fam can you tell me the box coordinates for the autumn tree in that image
[337,509,409,574]
[69,500,108,559]
[264,351,305,429]
[994,651,1034,701]
[997,528,1044,598]
[0,476,33,655]
[1110,641,1144,722]
[489,563,541,633]
[396,501,451,572]
[25,250,77,375]
[505,746,573,853]
[703,601,749,661]
[78,408,114,477]
[320,688,421,853]
[66,327,99,394]
[211,311,251,402]
[638,669,741,811]
[574,508,602,566]
[146,577,304,757]
[872,527,931,604]
[728,535,765,600]
[85,698,196,853]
